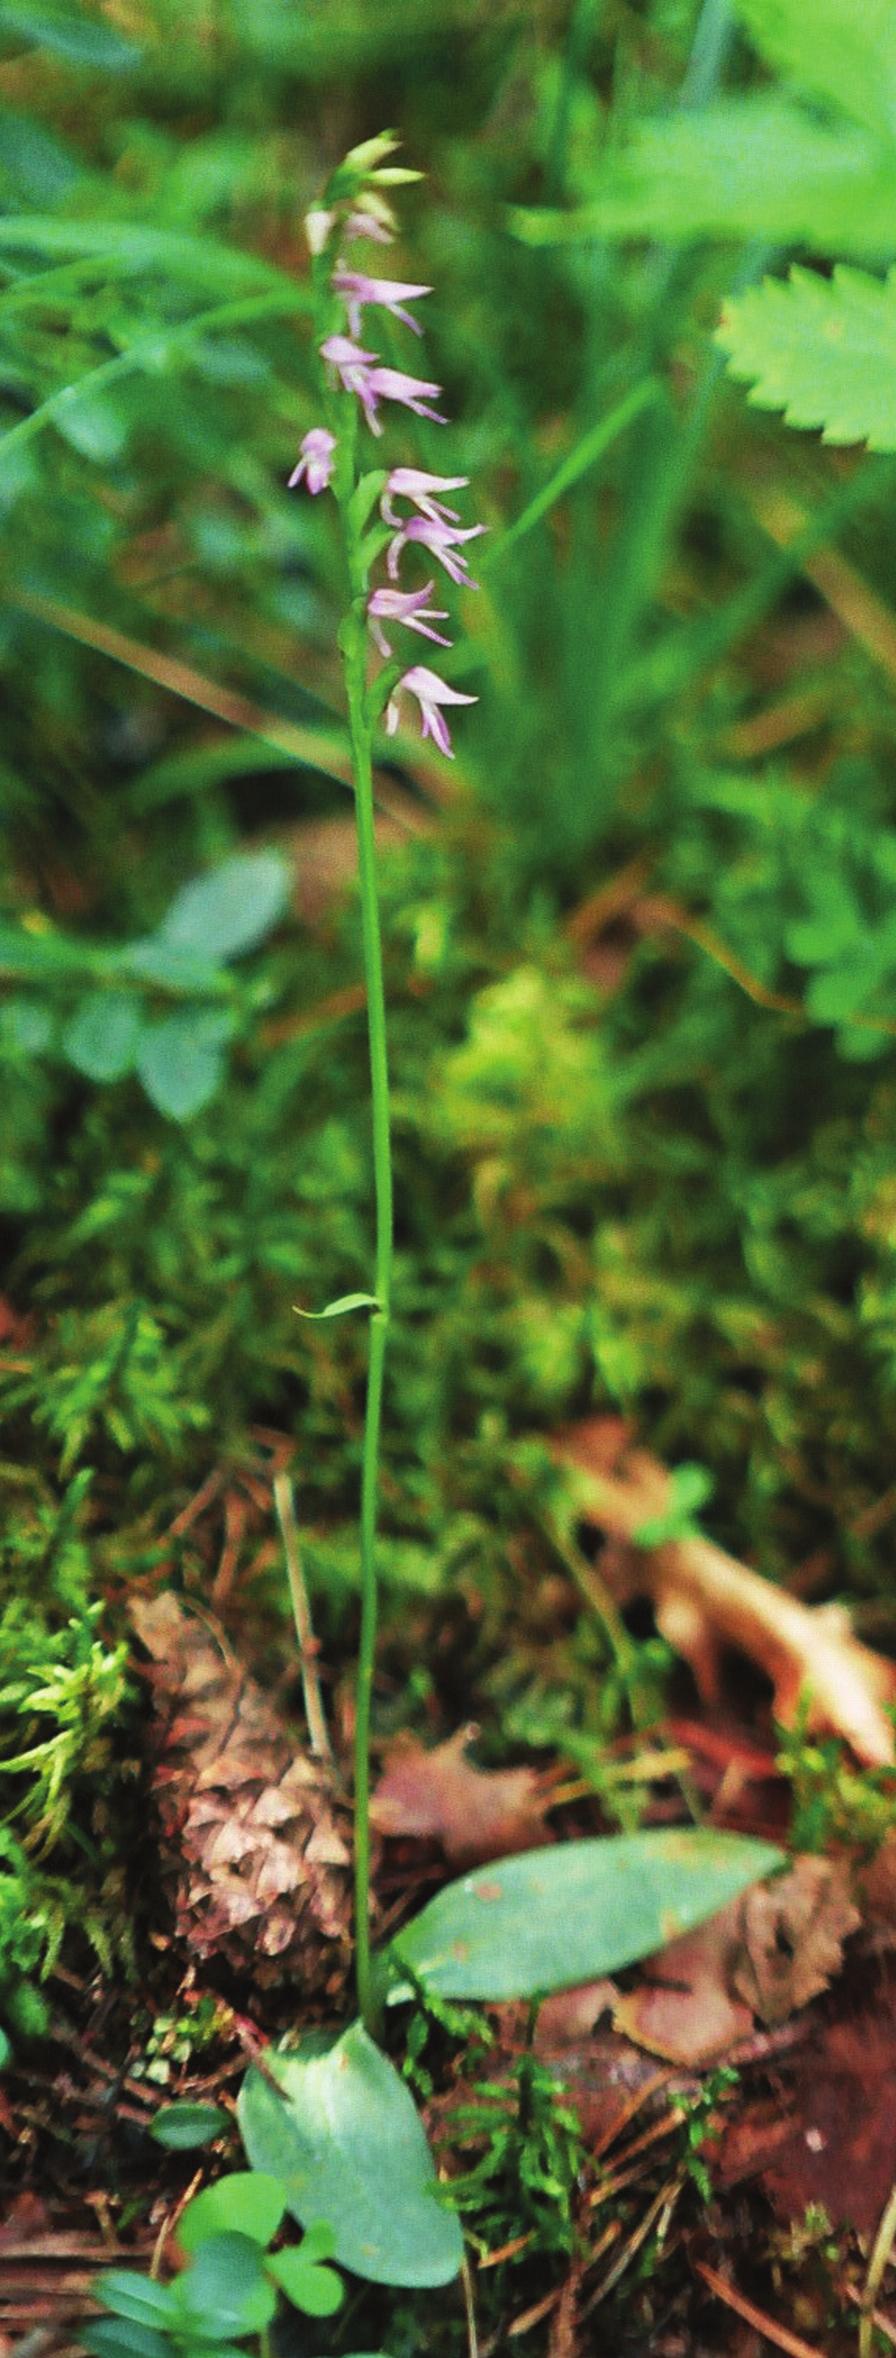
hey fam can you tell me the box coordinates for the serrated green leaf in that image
[135,1009,234,1121]
[157,853,289,963]
[718,265,896,451]
[62,992,142,1082]
[237,2024,463,2288]
[513,99,896,260]
[734,0,896,141]
[390,1831,784,2002]
[149,2102,229,2151]
[266,2246,343,2318]
[178,2172,286,2252]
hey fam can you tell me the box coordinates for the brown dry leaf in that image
[717,1986,896,2234]
[613,1902,753,2066]
[560,1418,896,1766]
[533,1980,619,2048]
[614,1856,857,2066]
[370,1725,552,1868]
[732,1857,859,2025]
[131,1593,352,1998]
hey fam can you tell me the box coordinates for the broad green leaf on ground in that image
[734,0,896,141]
[237,2023,463,2288]
[389,1830,784,2002]
[93,2275,177,2330]
[266,2241,343,2318]
[513,100,896,260]
[156,853,289,964]
[177,2173,287,2252]
[718,266,896,451]
[80,2325,168,2358]
[135,1007,236,1121]
[169,2234,276,2339]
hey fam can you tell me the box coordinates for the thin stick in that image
[860,2179,896,2358]
[273,1473,333,1764]
[694,2258,827,2358]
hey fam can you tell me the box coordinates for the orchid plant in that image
[289,133,482,2025]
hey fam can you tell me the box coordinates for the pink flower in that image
[363,364,447,433]
[320,337,447,436]
[387,513,486,587]
[332,269,432,339]
[287,426,337,494]
[320,332,381,429]
[344,206,394,245]
[385,664,477,759]
[382,468,469,526]
[367,581,451,658]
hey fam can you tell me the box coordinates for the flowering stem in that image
[336,461,394,2030]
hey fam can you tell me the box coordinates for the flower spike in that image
[385,664,477,759]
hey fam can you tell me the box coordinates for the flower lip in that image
[382,467,469,526]
[387,514,486,588]
[288,425,337,494]
[365,365,447,427]
[332,269,432,339]
[367,580,451,657]
[385,662,477,759]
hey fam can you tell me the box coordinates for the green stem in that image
[342,578,394,2030]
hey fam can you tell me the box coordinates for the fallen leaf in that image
[717,1986,896,2234]
[732,1858,859,2026]
[370,1725,552,1868]
[560,1418,896,1766]
[614,1902,753,2066]
[533,1981,618,2048]
[613,1856,857,2066]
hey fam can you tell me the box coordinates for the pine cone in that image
[131,1594,353,1999]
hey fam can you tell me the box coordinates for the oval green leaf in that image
[149,2101,229,2151]
[63,991,142,1082]
[266,2247,343,2318]
[136,1009,234,1121]
[178,2171,286,2252]
[389,1830,784,2002]
[80,2323,169,2358]
[157,853,289,963]
[95,2272,177,2329]
[237,2023,463,2289]
[170,2233,276,2338]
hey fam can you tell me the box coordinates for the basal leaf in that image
[734,0,896,142]
[390,1830,784,2002]
[94,2273,177,2330]
[718,265,896,451]
[237,2023,463,2288]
